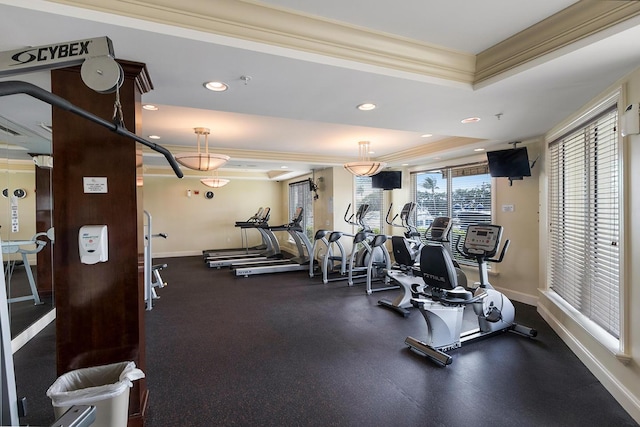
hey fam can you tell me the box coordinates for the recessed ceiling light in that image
[421,134,433,138]
[148,135,161,140]
[474,148,485,152]
[401,163,409,166]
[281,166,288,169]
[142,104,158,111]
[461,117,481,123]
[357,103,376,111]
[204,81,229,92]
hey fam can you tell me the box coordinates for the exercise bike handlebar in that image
[486,239,510,263]
[454,233,510,263]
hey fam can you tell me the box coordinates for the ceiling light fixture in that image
[201,168,230,188]
[474,148,485,152]
[461,117,481,123]
[175,127,230,171]
[343,140,387,177]
[357,103,376,111]
[148,135,161,140]
[142,104,158,111]
[421,134,433,138]
[204,81,228,92]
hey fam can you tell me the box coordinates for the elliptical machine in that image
[309,204,364,283]
[405,224,537,365]
[377,202,423,316]
[343,204,393,294]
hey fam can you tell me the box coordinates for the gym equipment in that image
[232,207,313,277]
[309,204,363,284]
[316,204,393,293]
[381,214,469,317]
[206,208,283,268]
[377,202,424,316]
[2,232,50,305]
[0,81,182,178]
[203,207,273,258]
[405,224,537,365]
[343,204,394,294]
[144,211,168,311]
[0,239,19,426]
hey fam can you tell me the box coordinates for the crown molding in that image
[143,144,346,166]
[475,1,640,85]
[376,136,484,165]
[48,0,475,86]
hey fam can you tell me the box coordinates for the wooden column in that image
[51,61,151,426]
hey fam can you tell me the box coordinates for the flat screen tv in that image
[372,170,402,190]
[486,147,531,178]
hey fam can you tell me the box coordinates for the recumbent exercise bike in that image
[380,212,466,317]
[405,223,537,365]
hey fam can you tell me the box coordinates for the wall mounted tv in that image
[486,147,531,179]
[372,170,402,190]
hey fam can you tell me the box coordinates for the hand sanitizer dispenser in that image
[79,225,108,264]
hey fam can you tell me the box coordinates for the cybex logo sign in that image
[11,41,91,65]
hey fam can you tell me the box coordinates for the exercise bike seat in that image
[419,244,475,302]
[391,235,419,268]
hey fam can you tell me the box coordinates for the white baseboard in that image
[11,308,56,354]
[494,286,538,306]
[153,250,202,258]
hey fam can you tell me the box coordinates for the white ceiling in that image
[1,0,640,180]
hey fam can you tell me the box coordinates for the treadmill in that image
[206,208,284,268]
[232,207,313,277]
[203,207,271,258]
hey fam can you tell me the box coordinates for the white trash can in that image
[47,361,145,427]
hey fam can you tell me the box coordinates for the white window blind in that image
[288,180,314,239]
[548,105,620,338]
[354,176,383,233]
[411,165,491,265]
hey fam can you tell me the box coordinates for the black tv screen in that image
[372,171,402,190]
[486,147,531,178]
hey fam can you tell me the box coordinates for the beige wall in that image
[536,67,640,422]
[142,174,281,257]
[0,169,38,263]
[488,140,542,305]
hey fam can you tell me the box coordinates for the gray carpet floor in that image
[12,255,638,426]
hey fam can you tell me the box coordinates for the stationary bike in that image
[380,211,464,317]
[405,224,537,365]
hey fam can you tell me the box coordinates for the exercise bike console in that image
[405,223,537,366]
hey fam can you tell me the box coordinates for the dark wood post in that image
[51,60,151,426]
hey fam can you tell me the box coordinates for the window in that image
[411,164,491,265]
[354,176,383,233]
[548,105,620,339]
[288,179,314,239]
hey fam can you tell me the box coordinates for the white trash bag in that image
[47,361,145,427]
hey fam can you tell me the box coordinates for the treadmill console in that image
[462,224,503,257]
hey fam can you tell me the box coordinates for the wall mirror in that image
[0,112,55,346]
